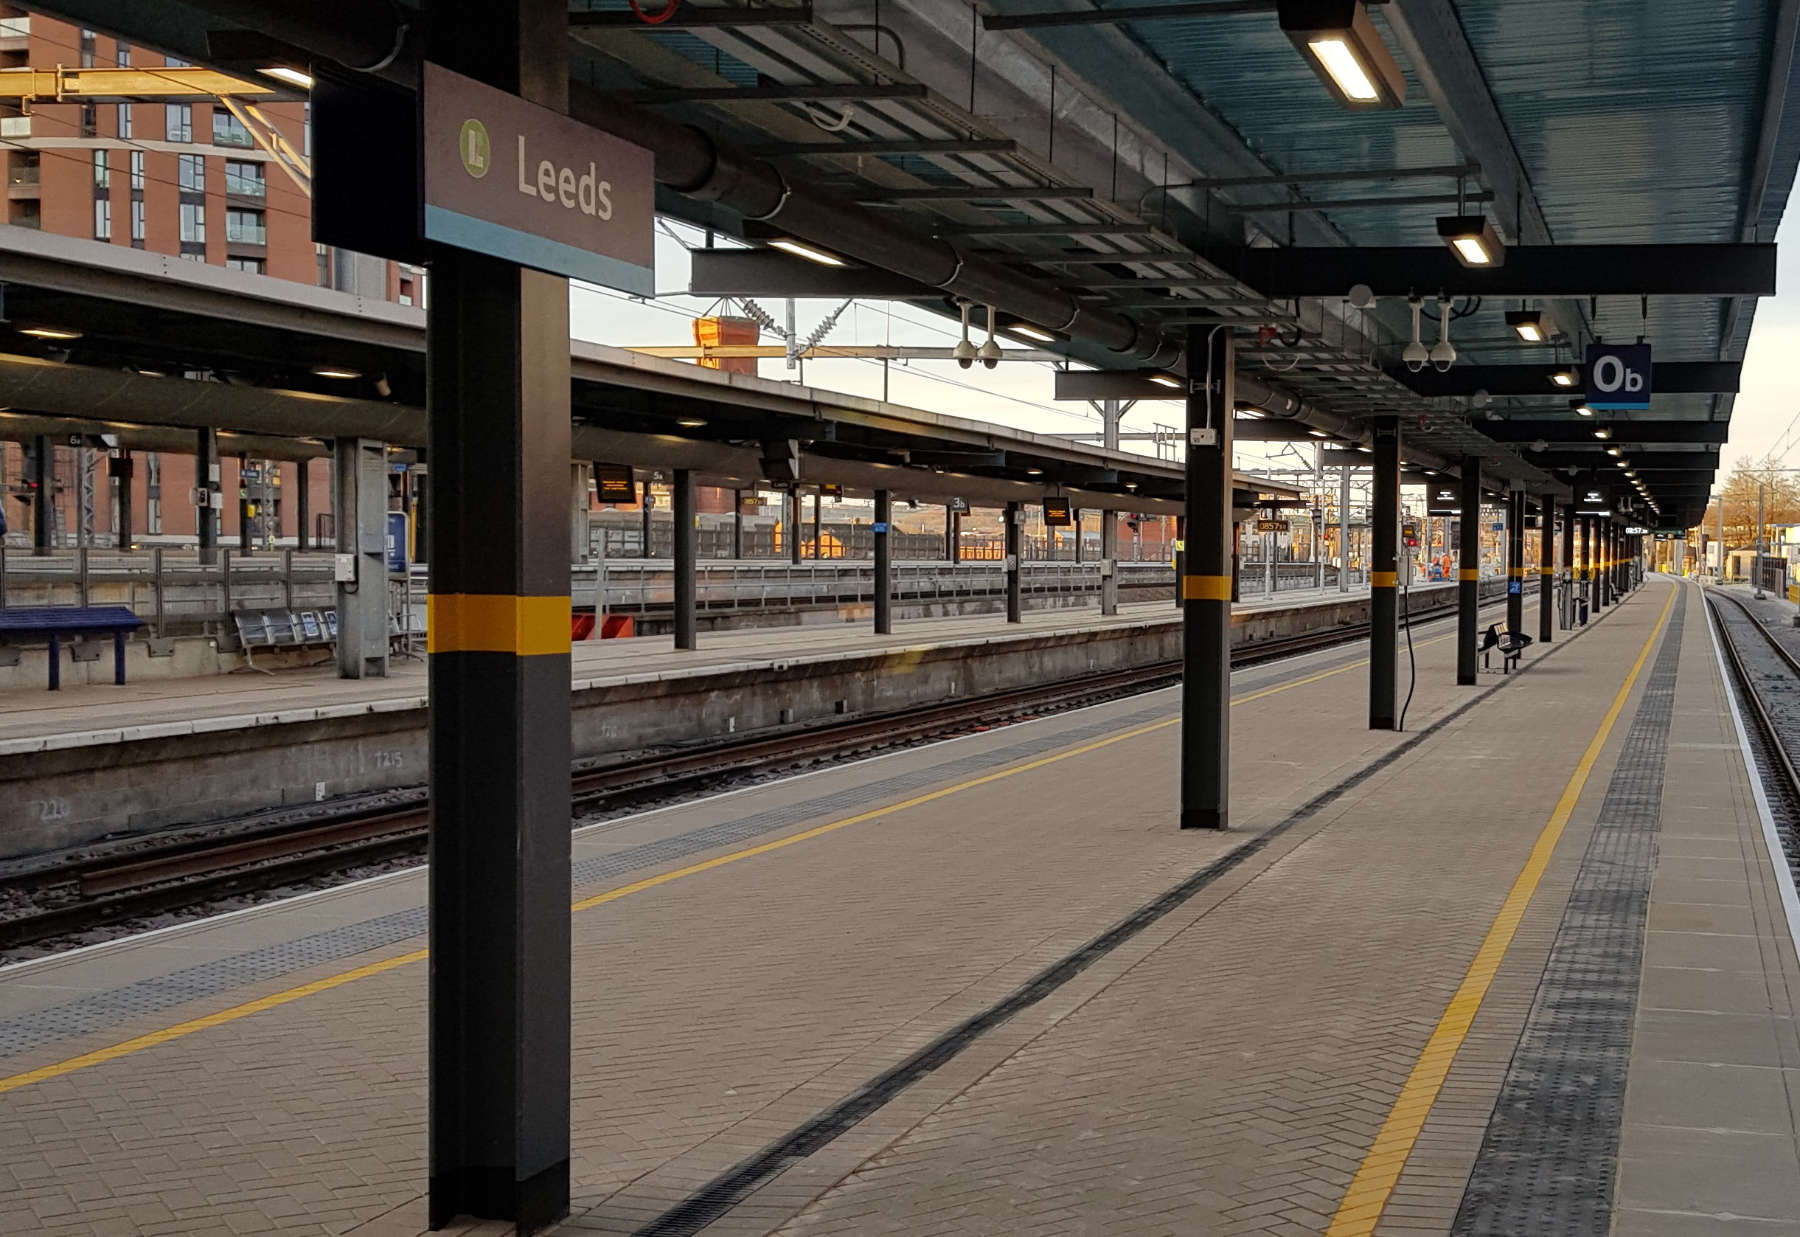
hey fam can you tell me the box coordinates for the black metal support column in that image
[731,489,743,559]
[297,459,311,551]
[30,436,51,555]
[640,498,652,557]
[673,469,696,650]
[1601,522,1614,607]
[1581,515,1594,619]
[1457,457,1481,686]
[1005,502,1022,623]
[789,486,802,565]
[1369,416,1400,730]
[811,490,821,560]
[1538,496,1554,643]
[1181,325,1234,829]
[950,510,961,562]
[196,427,218,565]
[425,1,571,1230]
[1506,488,1525,635]
[412,455,429,566]
[874,488,892,634]
[115,454,134,550]
[1561,503,1575,628]
[237,454,253,555]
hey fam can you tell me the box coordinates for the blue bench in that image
[0,605,144,690]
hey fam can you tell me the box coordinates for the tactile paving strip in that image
[0,699,1173,1062]
[1450,590,1685,1234]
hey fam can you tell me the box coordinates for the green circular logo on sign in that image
[458,118,491,178]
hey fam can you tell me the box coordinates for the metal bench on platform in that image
[1478,623,1534,674]
[233,607,338,673]
[0,605,144,690]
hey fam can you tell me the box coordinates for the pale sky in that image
[569,217,1787,483]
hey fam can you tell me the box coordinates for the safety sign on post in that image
[1585,342,1652,410]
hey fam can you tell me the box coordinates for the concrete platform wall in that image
[0,576,1521,859]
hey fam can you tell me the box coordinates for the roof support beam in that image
[688,248,941,299]
[1169,163,1478,191]
[1479,420,1730,445]
[984,0,1280,30]
[748,139,1019,157]
[1222,191,1491,214]
[949,222,1156,237]
[1202,244,1777,299]
[859,186,1095,203]
[606,83,928,105]
[569,4,815,27]
[1391,361,1742,398]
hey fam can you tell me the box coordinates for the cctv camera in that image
[952,338,977,369]
[1402,341,1428,372]
[1429,339,1457,372]
[976,338,1003,370]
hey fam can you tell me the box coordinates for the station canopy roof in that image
[23,0,1800,528]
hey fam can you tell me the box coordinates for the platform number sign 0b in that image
[1585,342,1652,410]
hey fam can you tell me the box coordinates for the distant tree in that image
[1691,453,1800,548]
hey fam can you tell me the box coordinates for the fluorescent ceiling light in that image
[311,365,360,380]
[1594,427,1611,439]
[1606,447,1621,456]
[768,238,846,267]
[1149,374,1182,389]
[20,325,81,341]
[259,66,313,90]
[1572,399,1593,414]
[1504,310,1545,342]
[1551,368,1577,388]
[1307,429,1330,438]
[1007,324,1056,343]
[1279,0,1405,109]
[676,417,707,428]
[1437,215,1505,267]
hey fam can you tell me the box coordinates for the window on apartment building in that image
[79,28,95,67]
[179,201,205,244]
[164,55,186,68]
[118,103,131,138]
[225,208,265,245]
[116,43,129,66]
[316,243,330,287]
[93,198,111,241]
[398,275,413,307]
[224,160,264,197]
[303,103,311,158]
[80,103,97,138]
[130,151,144,190]
[13,199,40,229]
[225,256,265,274]
[178,153,204,193]
[212,111,253,148]
[130,198,145,245]
[165,103,192,143]
[92,149,108,187]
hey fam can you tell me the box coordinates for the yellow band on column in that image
[1371,571,1397,588]
[1540,567,1555,576]
[427,593,572,656]
[1458,569,1479,582]
[1508,567,1527,578]
[1182,574,1232,601]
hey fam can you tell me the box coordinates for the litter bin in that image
[1577,597,1589,625]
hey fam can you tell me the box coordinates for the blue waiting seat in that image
[0,605,143,690]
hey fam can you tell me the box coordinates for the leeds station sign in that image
[314,63,654,296]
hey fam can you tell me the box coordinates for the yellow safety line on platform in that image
[1321,582,1675,1237]
[0,622,1471,1095]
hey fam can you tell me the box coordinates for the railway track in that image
[1703,588,1800,882]
[0,593,1485,950]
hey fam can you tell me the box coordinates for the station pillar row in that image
[1005,501,1022,623]
[1561,503,1576,628]
[1506,487,1525,636]
[333,437,390,680]
[1456,457,1481,686]
[30,434,50,555]
[1538,495,1554,643]
[1368,416,1399,730]
[1181,325,1233,828]
[874,488,892,635]
[1100,510,1119,616]
[424,1,573,1230]
[673,468,696,651]
[196,426,219,565]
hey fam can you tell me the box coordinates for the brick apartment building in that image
[0,6,418,549]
